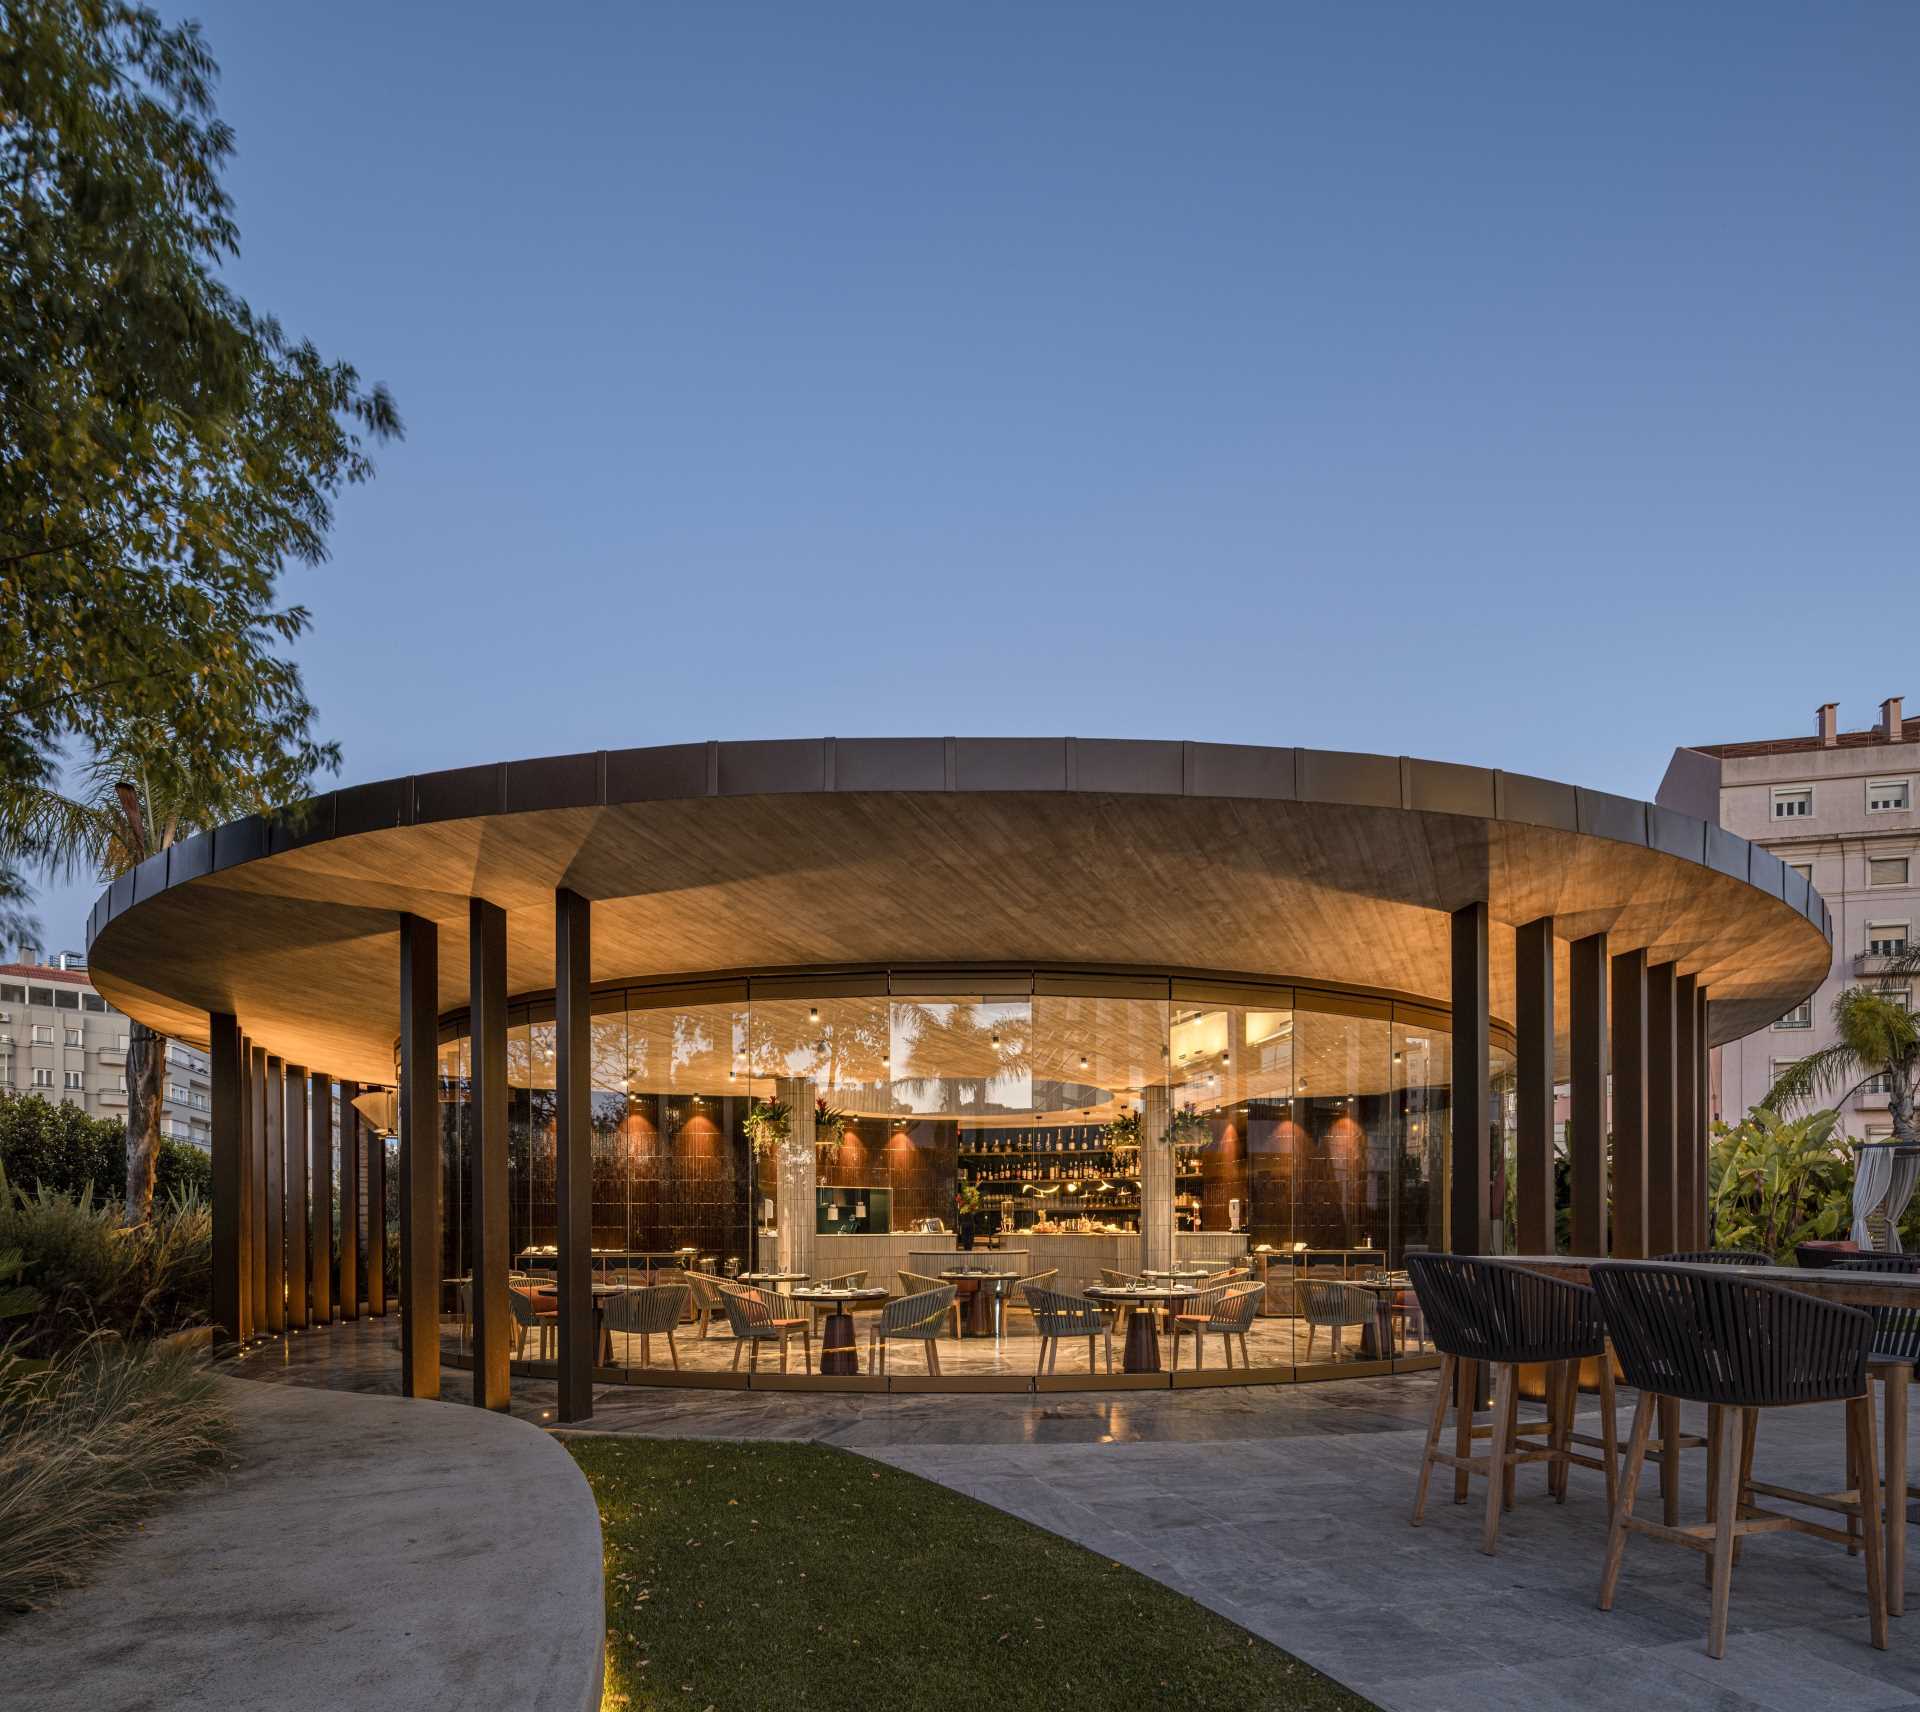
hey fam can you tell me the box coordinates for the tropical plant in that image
[1162,1108,1212,1149]
[1101,1111,1143,1149]
[743,1099,789,1160]
[0,1335,230,1612]
[813,1098,851,1155]
[1765,984,1920,1144]
[0,1248,38,1323]
[0,2,399,942]
[1707,1106,1854,1261]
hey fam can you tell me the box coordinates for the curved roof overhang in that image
[84,737,1833,1087]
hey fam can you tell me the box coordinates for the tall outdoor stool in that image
[1591,1261,1886,1659]
[1833,1253,1920,1614]
[1408,1254,1616,1555]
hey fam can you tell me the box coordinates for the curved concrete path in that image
[5,1377,603,1712]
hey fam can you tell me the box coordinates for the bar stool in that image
[1833,1253,1920,1614]
[1408,1255,1616,1555]
[1591,1261,1886,1659]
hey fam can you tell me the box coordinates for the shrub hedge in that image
[0,1091,210,1205]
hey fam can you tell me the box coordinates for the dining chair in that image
[869,1286,956,1375]
[1654,1249,1774,1265]
[1022,1284,1112,1375]
[505,1285,557,1361]
[1170,1282,1264,1371]
[603,1283,691,1371]
[1832,1252,1920,1611]
[717,1283,812,1374]
[1296,1278,1376,1362]
[684,1269,726,1339]
[898,1269,964,1336]
[1591,1260,1885,1659]
[1408,1253,1615,1556]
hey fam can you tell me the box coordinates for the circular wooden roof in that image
[85,737,1833,1086]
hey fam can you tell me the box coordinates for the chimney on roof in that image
[1817,702,1839,747]
[1881,696,1905,742]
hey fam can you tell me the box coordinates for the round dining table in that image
[788,1285,890,1375]
[1085,1283,1196,1372]
[939,1267,1019,1337]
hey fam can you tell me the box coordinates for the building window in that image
[30,1024,51,1045]
[1863,1072,1893,1095]
[1869,779,1912,813]
[116,1034,128,1051]
[168,1082,188,1102]
[1787,860,1814,882]
[1772,787,1813,819]
[31,1067,51,1087]
[1773,999,1813,1030]
[191,1090,208,1110]
[65,1028,81,1047]
[1871,857,1912,888]
[1879,985,1914,1011]
[63,1070,82,1090]
[1869,922,1911,957]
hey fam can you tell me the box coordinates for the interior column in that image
[309,1070,333,1324]
[1675,976,1700,1255]
[776,1076,818,1278]
[1568,934,1609,1256]
[1139,1085,1173,1274]
[1646,963,1679,1256]
[555,886,594,1423]
[1610,949,1649,1258]
[338,1078,361,1321]
[210,1012,245,1348]
[398,912,441,1400]
[1514,917,1556,1255]
[366,1096,387,1317]
[1449,902,1491,1257]
[469,897,511,1410]
[1695,984,1712,1246]
[286,1064,309,1330]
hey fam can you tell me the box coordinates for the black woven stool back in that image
[1406,1254,1606,1365]
[1591,1261,1872,1408]
[1831,1254,1920,1364]
[1655,1249,1772,1266]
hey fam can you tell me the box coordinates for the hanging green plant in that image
[813,1097,851,1154]
[743,1098,789,1159]
[1163,1109,1213,1149]
[1102,1111,1143,1149]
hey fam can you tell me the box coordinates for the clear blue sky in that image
[31,1,1920,952]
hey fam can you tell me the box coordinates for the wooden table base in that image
[819,1310,858,1377]
[1122,1312,1162,1373]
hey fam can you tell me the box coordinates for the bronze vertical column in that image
[309,1070,333,1323]
[366,1098,388,1317]
[1610,950,1649,1258]
[556,886,594,1423]
[1646,964,1679,1256]
[1569,934,1609,1256]
[263,1055,285,1334]
[249,1042,268,1334]
[1676,975,1700,1253]
[469,897,511,1410]
[398,913,441,1400]
[1696,984,1713,1246]
[1515,917,1556,1255]
[210,1012,244,1348]
[339,1079,361,1321]
[286,1065,309,1330]
[1449,901,1491,1257]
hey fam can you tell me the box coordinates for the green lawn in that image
[568,1438,1376,1712]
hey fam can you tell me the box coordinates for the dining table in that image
[939,1267,1020,1338]
[787,1285,890,1375]
[1502,1253,1920,1615]
[1084,1282,1197,1372]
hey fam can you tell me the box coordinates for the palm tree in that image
[12,722,273,1222]
[1765,983,1920,1144]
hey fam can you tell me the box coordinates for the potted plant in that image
[744,1098,789,1161]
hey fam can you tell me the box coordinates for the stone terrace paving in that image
[233,1318,1920,1712]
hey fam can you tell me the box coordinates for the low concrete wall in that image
[6,1378,604,1712]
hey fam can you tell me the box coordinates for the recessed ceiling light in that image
[808,1007,819,1023]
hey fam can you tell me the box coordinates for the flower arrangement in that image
[1102,1111,1143,1149]
[955,1181,982,1216]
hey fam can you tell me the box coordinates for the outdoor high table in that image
[1085,1283,1195,1372]
[788,1285,889,1375]
[1502,1254,1920,1614]
[939,1267,1019,1337]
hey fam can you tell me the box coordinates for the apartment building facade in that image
[0,960,213,1149]
[1658,695,1919,1137]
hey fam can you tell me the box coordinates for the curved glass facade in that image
[430,975,1513,1382]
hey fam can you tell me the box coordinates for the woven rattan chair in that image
[1408,1254,1616,1556]
[603,1283,690,1370]
[718,1283,812,1374]
[1297,1278,1375,1362]
[1023,1284,1112,1375]
[997,1267,1057,1332]
[1654,1249,1773,1265]
[506,1285,556,1361]
[1170,1282,1263,1371]
[1591,1261,1885,1658]
[684,1268,727,1339]
[1832,1253,1920,1613]
[869,1285,955,1375]
[899,1269,964,1336]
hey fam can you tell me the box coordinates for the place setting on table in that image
[937,1264,1021,1338]
[1083,1279,1196,1372]
[786,1284,891,1375]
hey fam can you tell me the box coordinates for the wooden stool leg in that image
[1501,1369,1521,1511]
[1599,1389,1655,1611]
[1852,1393,1891,1650]
[1707,1403,1742,1659]
[1734,1408,1758,1566]
[1660,1396,1682,1528]
[1704,1402,1722,1587]
[1887,1365,1910,1617]
[1412,1353,1455,1526]
[1482,1362,1516,1555]
[1454,1358,1475,1504]
[1599,1359,1620,1516]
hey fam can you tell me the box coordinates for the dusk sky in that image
[33,2,1920,951]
